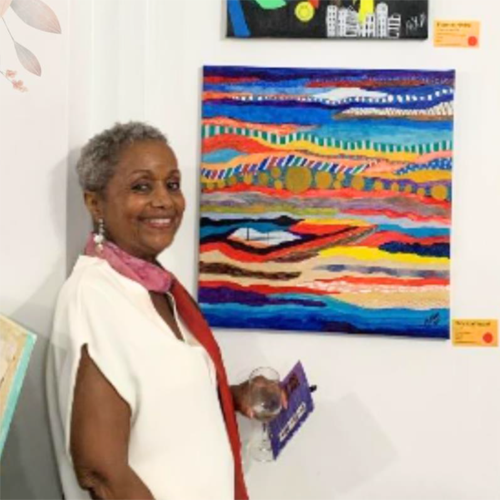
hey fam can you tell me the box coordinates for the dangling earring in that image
[94,218,105,253]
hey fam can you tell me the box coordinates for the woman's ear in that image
[83,191,103,224]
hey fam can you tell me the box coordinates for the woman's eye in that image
[131,183,151,193]
[167,181,181,191]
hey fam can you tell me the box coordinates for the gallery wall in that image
[0,0,68,497]
[1,0,500,498]
[140,1,500,497]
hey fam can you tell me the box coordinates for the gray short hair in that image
[76,121,168,192]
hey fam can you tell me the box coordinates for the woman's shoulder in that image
[65,255,114,289]
[58,255,133,306]
[51,257,122,339]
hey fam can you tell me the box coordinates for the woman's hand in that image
[231,379,288,420]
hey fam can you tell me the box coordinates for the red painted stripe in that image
[204,76,260,84]
[323,188,451,209]
[203,135,275,154]
[358,231,449,247]
[305,79,440,89]
[204,185,294,197]
[317,276,449,287]
[200,243,265,263]
[201,227,370,263]
[203,118,303,134]
[290,222,353,236]
[344,208,450,224]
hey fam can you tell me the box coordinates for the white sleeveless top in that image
[46,256,234,500]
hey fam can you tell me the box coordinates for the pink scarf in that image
[85,235,249,500]
[85,238,173,293]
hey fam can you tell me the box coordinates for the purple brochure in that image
[268,361,314,459]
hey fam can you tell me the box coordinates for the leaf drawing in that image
[10,0,61,33]
[14,41,41,76]
[0,0,12,17]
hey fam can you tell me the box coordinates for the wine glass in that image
[248,367,282,462]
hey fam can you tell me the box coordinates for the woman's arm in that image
[71,346,154,500]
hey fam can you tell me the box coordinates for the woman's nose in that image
[151,185,173,208]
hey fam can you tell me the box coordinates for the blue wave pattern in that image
[199,293,449,338]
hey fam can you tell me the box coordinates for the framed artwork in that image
[227,0,429,40]
[198,65,454,338]
[0,316,36,458]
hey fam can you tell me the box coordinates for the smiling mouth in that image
[142,218,176,229]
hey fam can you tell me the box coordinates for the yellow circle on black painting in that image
[431,184,448,201]
[271,166,282,179]
[417,187,427,197]
[390,182,400,193]
[351,176,365,191]
[315,171,333,189]
[258,172,270,186]
[373,180,384,192]
[275,180,284,190]
[295,1,315,22]
[243,173,253,185]
[285,167,313,194]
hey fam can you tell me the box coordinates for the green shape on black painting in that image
[254,0,287,9]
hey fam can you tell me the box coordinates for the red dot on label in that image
[468,36,478,47]
[483,333,493,344]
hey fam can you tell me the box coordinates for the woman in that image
[46,122,272,500]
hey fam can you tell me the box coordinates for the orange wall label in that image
[452,319,498,347]
[434,21,481,48]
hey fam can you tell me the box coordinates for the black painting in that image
[227,0,429,40]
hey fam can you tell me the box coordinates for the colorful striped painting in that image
[198,66,454,338]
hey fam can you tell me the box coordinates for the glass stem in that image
[262,422,270,448]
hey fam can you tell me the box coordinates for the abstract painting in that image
[227,0,429,40]
[0,315,36,458]
[198,66,454,338]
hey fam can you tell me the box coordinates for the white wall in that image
[143,2,500,497]
[0,1,68,498]
[2,0,500,498]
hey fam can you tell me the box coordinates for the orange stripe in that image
[203,117,304,134]
[203,136,275,154]
[317,276,449,287]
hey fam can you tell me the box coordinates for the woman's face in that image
[86,140,185,261]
